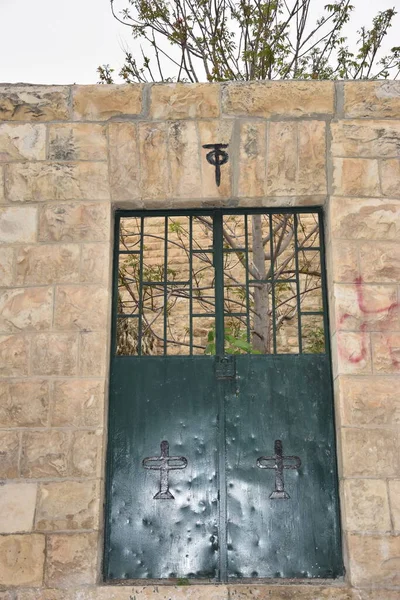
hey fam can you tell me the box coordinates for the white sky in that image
[0,0,399,84]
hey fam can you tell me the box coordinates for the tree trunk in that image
[251,215,271,353]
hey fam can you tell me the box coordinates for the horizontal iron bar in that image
[118,250,141,255]
[298,246,321,251]
[248,278,297,284]
[191,249,214,254]
[301,311,324,316]
[141,280,190,286]
[117,313,139,319]
[192,313,215,318]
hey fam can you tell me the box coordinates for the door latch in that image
[215,355,235,379]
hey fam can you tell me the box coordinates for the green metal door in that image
[104,209,343,581]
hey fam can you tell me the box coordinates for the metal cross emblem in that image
[202,143,229,187]
[257,439,301,499]
[142,440,188,500]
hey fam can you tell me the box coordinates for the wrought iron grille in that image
[113,209,327,356]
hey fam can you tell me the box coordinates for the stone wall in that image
[0,81,399,599]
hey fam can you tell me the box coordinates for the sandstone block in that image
[0,124,46,161]
[239,121,266,197]
[80,243,110,284]
[331,120,400,158]
[0,286,53,333]
[169,121,201,198]
[150,83,219,119]
[48,123,107,161]
[0,334,29,377]
[38,202,110,242]
[0,430,19,477]
[0,483,37,533]
[388,480,400,530]
[138,122,169,200]
[344,81,400,118]
[359,241,400,283]
[54,285,108,331]
[108,123,140,201]
[0,85,70,121]
[347,533,400,587]
[329,197,400,240]
[0,165,4,202]
[6,161,110,202]
[0,247,14,286]
[52,379,104,427]
[35,480,100,531]
[335,331,371,375]
[334,283,399,332]
[79,331,108,377]
[381,158,400,197]
[45,532,98,586]
[297,121,327,195]
[222,81,334,117]
[329,241,359,283]
[342,428,400,477]
[73,84,143,121]
[0,534,45,586]
[0,206,37,244]
[372,332,400,374]
[343,479,391,532]
[70,430,102,478]
[15,244,80,285]
[21,430,70,478]
[0,380,49,427]
[31,333,78,376]
[332,158,380,197]
[338,376,400,427]
[198,120,233,198]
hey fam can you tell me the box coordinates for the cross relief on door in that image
[104,209,343,582]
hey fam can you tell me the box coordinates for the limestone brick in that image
[335,331,372,375]
[138,122,170,200]
[347,533,400,587]
[0,206,37,244]
[38,202,110,242]
[380,158,400,197]
[222,81,334,117]
[359,242,400,283]
[48,123,107,161]
[0,124,46,161]
[0,246,14,286]
[297,121,327,195]
[150,83,220,119]
[79,331,108,377]
[0,334,30,377]
[168,121,201,198]
[15,244,80,285]
[0,430,20,477]
[0,85,70,121]
[341,428,400,477]
[372,332,400,374]
[338,376,400,427]
[35,480,100,531]
[0,483,37,533]
[5,161,110,202]
[0,534,45,586]
[80,243,110,284]
[20,430,70,478]
[388,480,400,530]
[45,532,98,587]
[329,197,400,240]
[0,286,53,333]
[198,120,233,198]
[0,165,4,202]
[331,120,400,158]
[52,380,104,428]
[108,123,140,201]
[238,121,266,197]
[73,84,143,121]
[54,285,108,331]
[334,283,399,332]
[332,158,380,197]
[343,479,391,532]
[70,430,102,478]
[344,81,400,118]
[31,333,78,376]
[330,241,359,283]
[0,380,49,427]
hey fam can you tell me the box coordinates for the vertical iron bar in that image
[163,217,168,355]
[213,211,225,357]
[244,215,251,346]
[269,214,277,354]
[318,211,330,355]
[293,213,303,354]
[189,216,193,355]
[111,214,121,356]
[137,216,145,356]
